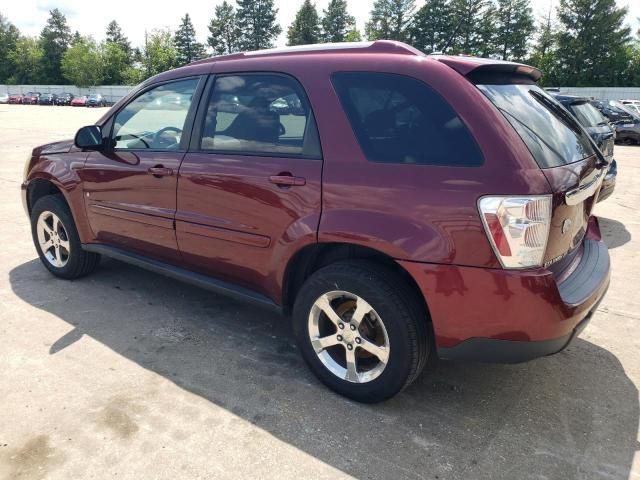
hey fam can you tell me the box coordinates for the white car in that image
[0,93,9,104]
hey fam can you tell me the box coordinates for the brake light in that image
[478,195,552,269]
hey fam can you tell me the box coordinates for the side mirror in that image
[74,125,104,151]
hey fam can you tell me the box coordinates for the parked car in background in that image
[22,92,41,105]
[612,103,640,145]
[0,93,8,104]
[553,94,617,202]
[71,96,88,107]
[38,93,58,106]
[86,94,106,107]
[620,100,640,115]
[591,99,634,123]
[8,93,24,104]
[56,93,75,106]
[21,41,611,402]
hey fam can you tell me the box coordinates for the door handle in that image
[269,174,306,187]
[148,166,174,177]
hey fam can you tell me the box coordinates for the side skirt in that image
[82,244,282,314]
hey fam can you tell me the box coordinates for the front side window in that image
[112,78,198,150]
[331,72,483,166]
[199,74,321,158]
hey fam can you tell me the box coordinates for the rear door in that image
[476,82,607,268]
[176,73,322,298]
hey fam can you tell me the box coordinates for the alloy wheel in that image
[308,290,390,383]
[36,211,70,268]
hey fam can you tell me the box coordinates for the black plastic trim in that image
[557,239,610,306]
[82,244,281,313]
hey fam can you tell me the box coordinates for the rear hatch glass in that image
[477,84,596,168]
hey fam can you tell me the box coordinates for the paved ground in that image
[0,105,638,480]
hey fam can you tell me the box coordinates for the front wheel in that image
[292,261,430,403]
[30,195,100,279]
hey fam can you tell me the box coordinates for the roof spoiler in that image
[433,56,542,83]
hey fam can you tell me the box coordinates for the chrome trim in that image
[565,170,604,206]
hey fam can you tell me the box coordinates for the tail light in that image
[478,195,552,269]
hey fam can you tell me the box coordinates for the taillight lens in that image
[478,195,552,269]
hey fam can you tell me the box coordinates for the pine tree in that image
[287,0,321,46]
[0,13,20,83]
[207,1,240,55]
[366,0,416,41]
[39,9,72,83]
[236,0,282,51]
[408,0,454,53]
[175,13,206,65]
[321,0,355,43]
[528,7,559,86]
[105,20,132,58]
[494,0,534,61]
[555,0,631,86]
[447,0,496,56]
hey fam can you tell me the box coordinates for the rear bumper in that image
[399,236,610,364]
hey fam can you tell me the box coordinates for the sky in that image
[3,0,639,49]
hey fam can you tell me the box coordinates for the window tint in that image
[477,84,595,168]
[331,72,483,166]
[200,74,321,158]
[112,78,198,150]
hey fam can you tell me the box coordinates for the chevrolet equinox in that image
[22,41,611,402]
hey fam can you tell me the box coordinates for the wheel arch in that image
[26,177,65,215]
[282,242,432,326]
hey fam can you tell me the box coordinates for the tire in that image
[292,260,430,403]
[30,195,100,279]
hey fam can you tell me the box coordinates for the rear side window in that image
[199,74,321,159]
[331,72,483,166]
[477,84,595,168]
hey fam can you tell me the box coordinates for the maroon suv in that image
[22,41,610,402]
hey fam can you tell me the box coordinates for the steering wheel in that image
[118,133,150,148]
[152,126,182,149]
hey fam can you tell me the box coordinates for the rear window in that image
[332,72,483,166]
[569,102,607,128]
[477,84,595,168]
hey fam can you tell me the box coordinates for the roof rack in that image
[189,40,422,66]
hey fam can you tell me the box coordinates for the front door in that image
[81,77,201,262]
[177,73,323,298]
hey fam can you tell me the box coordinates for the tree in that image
[0,13,20,83]
[143,29,178,77]
[321,0,355,43]
[101,41,130,84]
[236,0,282,50]
[366,0,415,42]
[345,28,363,42]
[408,0,454,53]
[447,0,496,56]
[494,0,534,61]
[7,36,43,84]
[61,36,103,87]
[39,8,72,83]
[174,13,206,65]
[554,0,631,86]
[105,20,132,58]
[528,7,559,86]
[207,1,240,55]
[287,0,321,46]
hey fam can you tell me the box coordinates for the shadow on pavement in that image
[600,216,631,250]
[9,258,640,480]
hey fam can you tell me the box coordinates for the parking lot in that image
[0,105,638,480]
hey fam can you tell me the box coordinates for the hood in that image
[36,139,75,156]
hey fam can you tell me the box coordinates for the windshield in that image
[570,102,607,127]
[477,84,595,168]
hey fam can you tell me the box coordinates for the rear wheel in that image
[292,260,429,403]
[30,195,100,279]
